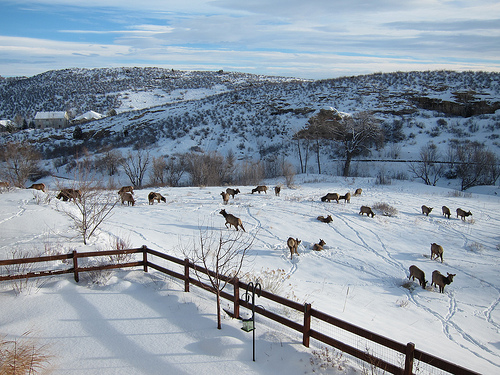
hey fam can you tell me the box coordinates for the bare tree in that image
[0,142,41,187]
[121,149,150,188]
[452,141,499,190]
[407,142,445,186]
[185,151,233,186]
[96,149,123,176]
[57,159,118,245]
[165,156,186,187]
[184,226,255,329]
[149,156,167,186]
[295,109,384,176]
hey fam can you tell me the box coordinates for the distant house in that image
[34,111,70,129]
[72,111,103,124]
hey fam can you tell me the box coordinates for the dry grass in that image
[0,331,53,374]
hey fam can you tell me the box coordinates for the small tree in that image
[407,142,445,186]
[452,141,499,190]
[149,156,168,186]
[295,109,384,176]
[184,226,255,329]
[0,142,41,187]
[121,149,150,188]
[57,159,118,245]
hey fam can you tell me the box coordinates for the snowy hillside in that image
[1,176,500,374]
[1,69,499,178]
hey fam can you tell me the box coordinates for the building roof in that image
[34,111,68,120]
[73,111,103,121]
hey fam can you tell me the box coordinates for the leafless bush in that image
[0,142,41,188]
[240,268,290,295]
[2,249,44,295]
[372,202,398,217]
[310,346,346,372]
[121,149,150,188]
[0,331,53,375]
[236,160,265,186]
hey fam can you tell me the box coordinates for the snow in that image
[1,175,500,374]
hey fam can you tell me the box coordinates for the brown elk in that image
[431,270,456,293]
[226,188,240,198]
[219,209,245,231]
[421,205,433,216]
[220,191,230,205]
[29,183,46,192]
[118,186,134,195]
[287,237,301,259]
[317,215,333,223]
[456,208,472,221]
[0,181,9,190]
[274,186,281,196]
[321,193,339,203]
[312,239,326,251]
[339,192,351,203]
[57,188,82,202]
[359,206,375,218]
[148,192,166,204]
[430,243,444,263]
[120,192,135,206]
[251,185,268,194]
[442,206,451,219]
[354,188,362,196]
[408,265,427,289]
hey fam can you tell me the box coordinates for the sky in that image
[0,0,499,79]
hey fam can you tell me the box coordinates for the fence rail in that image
[0,246,481,375]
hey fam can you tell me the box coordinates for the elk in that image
[339,192,351,203]
[118,186,134,195]
[220,191,229,205]
[251,185,268,194]
[321,193,339,203]
[57,188,81,202]
[226,188,240,198]
[430,243,444,263]
[148,192,166,204]
[120,192,135,206]
[442,206,451,219]
[28,183,46,192]
[354,188,362,196]
[408,265,427,289]
[312,239,326,251]
[421,205,433,216]
[0,181,9,190]
[359,206,375,218]
[456,208,472,221]
[287,237,301,259]
[274,186,281,196]
[219,209,245,231]
[317,215,333,223]
[431,270,456,293]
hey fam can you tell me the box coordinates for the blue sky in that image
[0,0,499,79]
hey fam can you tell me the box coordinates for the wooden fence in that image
[0,246,481,375]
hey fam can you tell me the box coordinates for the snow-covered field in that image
[1,175,500,374]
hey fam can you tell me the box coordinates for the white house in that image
[72,111,103,124]
[34,111,70,129]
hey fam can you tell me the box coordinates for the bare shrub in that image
[310,346,346,372]
[2,249,44,295]
[0,142,41,188]
[0,331,53,374]
[240,268,290,295]
[372,202,398,217]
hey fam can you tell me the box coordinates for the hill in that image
[0,69,499,181]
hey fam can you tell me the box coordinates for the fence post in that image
[72,250,79,283]
[404,342,415,375]
[184,258,190,292]
[233,277,240,319]
[142,245,148,272]
[303,303,311,347]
